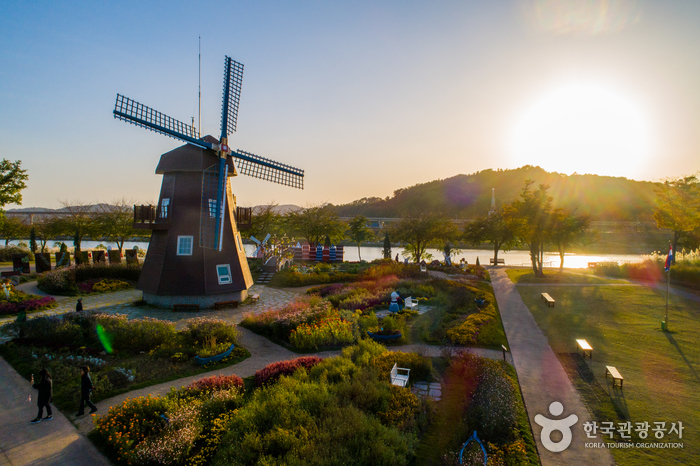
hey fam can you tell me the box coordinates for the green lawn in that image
[516,284,699,465]
[506,268,628,284]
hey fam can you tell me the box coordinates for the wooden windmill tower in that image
[115,56,304,308]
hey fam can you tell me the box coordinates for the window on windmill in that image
[216,264,232,285]
[160,198,170,219]
[236,234,242,252]
[177,236,193,256]
[208,199,218,218]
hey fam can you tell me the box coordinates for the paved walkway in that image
[488,267,614,466]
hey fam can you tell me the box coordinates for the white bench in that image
[541,292,555,307]
[404,297,419,311]
[576,339,593,359]
[420,265,427,273]
[606,366,623,389]
[390,363,410,387]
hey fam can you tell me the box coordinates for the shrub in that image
[0,295,57,316]
[37,268,78,294]
[196,342,234,358]
[377,385,420,431]
[468,364,518,442]
[132,403,202,465]
[254,356,323,387]
[93,395,170,463]
[96,314,177,353]
[0,246,34,262]
[185,317,239,346]
[289,316,355,349]
[185,374,244,395]
[240,296,332,341]
[92,279,130,292]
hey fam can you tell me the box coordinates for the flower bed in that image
[194,343,236,365]
[37,263,141,295]
[0,291,57,316]
[288,316,354,349]
[254,356,323,386]
[0,312,249,411]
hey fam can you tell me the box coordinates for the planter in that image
[194,343,236,366]
[367,331,402,341]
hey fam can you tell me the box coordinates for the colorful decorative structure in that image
[114,56,304,308]
[291,244,343,262]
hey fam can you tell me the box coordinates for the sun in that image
[507,83,652,177]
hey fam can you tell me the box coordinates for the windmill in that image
[250,233,271,258]
[116,56,304,308]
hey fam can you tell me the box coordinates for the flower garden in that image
[37,263,141,296]
[241,261,507,350]
[87,341,535,466]
[0,313,249,411]
[0,286,57,316]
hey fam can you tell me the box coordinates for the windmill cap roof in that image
[155,136,236,174]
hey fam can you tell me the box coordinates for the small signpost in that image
[108,250,122,264]
[93,250,106,264]
[55,251,71,268]
[125,249,139,266]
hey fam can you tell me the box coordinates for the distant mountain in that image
[331,166,660,222]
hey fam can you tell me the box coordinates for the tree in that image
[348,215,374,262]
[0,216,28,246]
[390,210,456,263]
[56,200,97,252]
[0,159,29,210]
[94,199,141,253]
[382,232,392,259]
[549,208,592,271]
[463,209,516,265]
[653,175,700,264]
[285,205,347,246]
[34,216,64,253]
[503,181,553,277]
[29,227,37,253]
[244,202,283,241]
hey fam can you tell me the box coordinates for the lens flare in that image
[96,324,113,353]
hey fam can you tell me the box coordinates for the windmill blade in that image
[232,150,304,189]
[250,236,261,245]
[261,233,272,245]
[114,94,211,149]
[220,57,244,139]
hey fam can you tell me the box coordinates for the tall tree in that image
[94,199,141,253]
[285,205,347,246]
[549,208,592,271]
[653,175,700,264]
[503,180,553,276]
[0,159,29,210]
[382,231,392,259]
[0,216,28,246]
[463,209,516,265]
[244,203,282,240]
[390,210,456,263]
[348,215,374,262]
[34,216,63,253]
[56,200,96,252]
[29,227,37,253]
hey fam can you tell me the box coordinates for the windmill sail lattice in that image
[233,150,304,189]
[220,57,244,137]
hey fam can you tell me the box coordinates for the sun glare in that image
[508,83,651,177]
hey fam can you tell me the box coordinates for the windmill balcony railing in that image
[235,207,252,231]
[133,205,170,230]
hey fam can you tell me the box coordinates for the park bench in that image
[250,293,260,304]
[541,293,555,307]
[576,339,593,359]
[390,363,410,388]
[404,297,419,311]
[214,300,238,310]
[606,366,623,389]
[172,304,199,312]
[489,258,505,265]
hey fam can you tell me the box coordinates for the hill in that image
[332,166,660,221]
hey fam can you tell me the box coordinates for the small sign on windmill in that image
[114,56,304,308]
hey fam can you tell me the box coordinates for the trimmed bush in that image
[185,374,244,395]
[255,356,323,387]
[372,351,433,382]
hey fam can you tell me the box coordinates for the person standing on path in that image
[31,369,53,423]
[76,298,83,312]
[76,366,97,416]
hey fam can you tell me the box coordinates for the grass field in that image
[515,281,699,465]
[506,268,628,285]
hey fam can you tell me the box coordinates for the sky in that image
[2,0,700,210]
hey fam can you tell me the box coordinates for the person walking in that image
[76,298,83,312]
[76,366,97,416]
[30,369,53,423]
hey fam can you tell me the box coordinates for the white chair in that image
[390,363,410,387]
[404,297,419,311]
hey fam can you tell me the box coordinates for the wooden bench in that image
[541,293,555,307]
[214,300,238,310]
[390,363,410,388]
[172,304,199,312]
[489,258,505,265]
[606,366,623,389]
[576,339,593,359]
[250,293,260,304]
